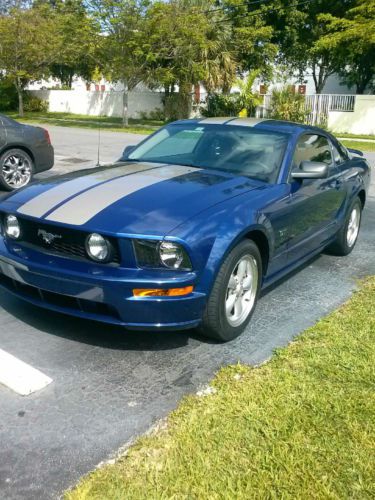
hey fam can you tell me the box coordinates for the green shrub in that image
[0,78,18,111]
[139,108,165,121]
[201,93,241,117]
[23,93,49,113]
[269,86,310,123]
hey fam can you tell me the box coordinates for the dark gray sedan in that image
[0,114,54,191]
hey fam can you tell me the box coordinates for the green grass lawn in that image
[337,133,375,141]
[66,277,375,500]
[5,112,162,135]
[341,140,375,153]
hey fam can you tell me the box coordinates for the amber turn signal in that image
[133,286,194,297]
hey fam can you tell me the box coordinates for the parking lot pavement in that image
[38,125,146,177]
[0,137,374,499]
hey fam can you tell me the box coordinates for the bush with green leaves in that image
[201,93,241,117]
[269,87,310,123]
[23,93,49,113]
[0,77,18,111]
[202,73,262,118]
[138,108,165,122]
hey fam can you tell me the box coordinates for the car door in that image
[286,133,347,264]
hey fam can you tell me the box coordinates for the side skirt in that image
[261,235,336,291]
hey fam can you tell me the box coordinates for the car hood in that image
[1,162,264,235]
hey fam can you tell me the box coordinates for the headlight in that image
[159,241,191,270]
[133,239,192,271]
[4,215,21,239]
[85,233,111,262]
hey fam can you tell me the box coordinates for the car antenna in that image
[96,90,103,167]
[96,124,101,167]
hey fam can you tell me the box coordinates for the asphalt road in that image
[39,124,144,175]
[0,127,374,499]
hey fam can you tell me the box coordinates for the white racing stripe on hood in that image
[17,163,158,218]
[227,118,269,127]
[46,164,198,225]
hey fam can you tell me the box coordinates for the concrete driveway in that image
[0,127,374,499]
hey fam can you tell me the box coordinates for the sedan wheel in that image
[200,239,262,342]
[0,149,34,191]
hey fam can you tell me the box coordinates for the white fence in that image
[258,94,356,127]
[328,95,375,135]
[29,90,164,119]
[30,89,375,135]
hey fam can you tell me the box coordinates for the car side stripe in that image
[17,163,157,218]
[45,165,199,225]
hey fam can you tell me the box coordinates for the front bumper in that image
[0,239,206,331]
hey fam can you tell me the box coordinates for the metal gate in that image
[257,94,356,127]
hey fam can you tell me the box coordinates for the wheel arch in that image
[219,226,271,279]
[357,189,366,208]
[243,229,270,277]
[0,145,35,164]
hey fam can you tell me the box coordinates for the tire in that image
[199,239,262,342]
[327,197,362,256]
[0,148,34,191]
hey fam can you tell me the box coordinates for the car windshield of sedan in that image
[127,123,289,183]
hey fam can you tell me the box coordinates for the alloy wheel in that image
[225,254,258,327]
[2,153,32,189]
[346,205,360,248]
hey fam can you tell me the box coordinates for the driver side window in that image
[292,134,333,172]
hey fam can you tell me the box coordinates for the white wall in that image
[328,95,375,135]
[29,90,164,118]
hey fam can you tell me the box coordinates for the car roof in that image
[170,117,330,137]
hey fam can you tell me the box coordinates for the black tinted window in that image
[337,142,349,161]
[293,134,333,169]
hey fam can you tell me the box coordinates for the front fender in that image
[168,189,277,297]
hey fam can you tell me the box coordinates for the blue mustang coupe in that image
[0,118,371,341]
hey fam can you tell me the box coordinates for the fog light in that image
[133,286,194,297]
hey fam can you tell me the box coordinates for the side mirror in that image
[347,147,364,157]
[291,161,329,180]
[121,145,136,160]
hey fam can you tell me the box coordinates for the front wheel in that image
[199,240,262,342]
[0,149,34,191]
[327,197,362,256]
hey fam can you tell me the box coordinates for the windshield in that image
[127,123,289,183]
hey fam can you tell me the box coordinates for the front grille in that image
[1,215,120,265]
[0,271,121,320]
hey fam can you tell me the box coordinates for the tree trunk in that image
[356,76,371,95]
[312,63,329,94]
[178,82,192,119]
[122,80,129,127]
[68,72,73,89]
[16,78,24,117]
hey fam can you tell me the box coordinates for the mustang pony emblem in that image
[37,229,62,245]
